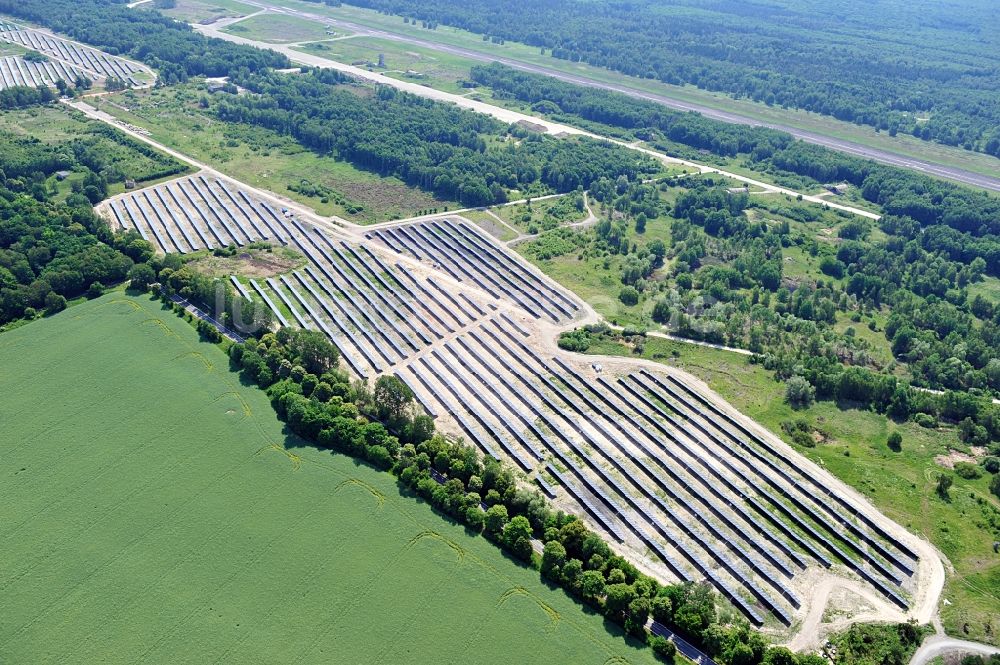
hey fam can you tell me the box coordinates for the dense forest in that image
[0,85,58,110]
[0,132,145,324]
[0,0,289,82]
[216,69,659,206]
[353,0,1000,156]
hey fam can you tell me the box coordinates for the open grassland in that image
[2,104,99,141]
[521,229,668,328]
[492,194,589,233]
[255,0,1000,183]
[156,0,257,24]
[0,41,26,56]
[184,245,308,280]
[458,209,519,241]
[0,293,657,664]
[98,84,454,222]
[582,334,1000,646]
[294,36,473,94]
[225,13,341,43]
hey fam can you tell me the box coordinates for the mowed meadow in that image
[0,294,656,664]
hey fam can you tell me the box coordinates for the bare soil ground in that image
[186,246,307,279]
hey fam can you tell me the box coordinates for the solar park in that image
[0,20,151,90]
[99,173,931,628]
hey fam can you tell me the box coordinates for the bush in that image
[44,291,67,314]
[887,431,902,452]
[782,418,816,447]
[936,474,953,498]
[784,376,815,407]
[914,413,937,428]
[982,457,1000,474]
[652,298,672,324]
[819,256,845,278]
[954,462,982,480]
[649,635,676,662]
[619,286,640,306]
[990,473,1000,500]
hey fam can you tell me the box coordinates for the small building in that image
[824,182,850,195]
[124,178,137,190]
[55,170,71,181]
[726,186,749,195]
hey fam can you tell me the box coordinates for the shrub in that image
[782,418,816,447]
[44,292,67,314]
[819,256,845,278]
[954,462,982,480]
[649,635,676,662]
[914,413,937,428]
[619,285,640,306]
[936,474,953,498]
[887,431,902,452]
[784,376,815,407]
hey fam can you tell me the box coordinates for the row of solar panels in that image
[0,26,143,84]
[108,175,290,254]
[367,219,578,323]
[401,315,916,622]
[0,55,90,91]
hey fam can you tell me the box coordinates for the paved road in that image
[910,635,1000,665]
[169,294,247,343]
[241,0,1000,193]
[194,24,882,221]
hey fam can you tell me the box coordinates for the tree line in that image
[354,0,1000,156]
[0,85,58,110]
[0,0,290,83]
[222,326,833,665]
[213,68,660,207]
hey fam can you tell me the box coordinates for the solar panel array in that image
[404,321,917,623]
[104,175,480,379]
[0,22,148,87]
[366,219,580,323]
[106,173,921,625]
[0,54,90,91]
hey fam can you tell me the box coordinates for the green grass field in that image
[459,209,520,241]
[578,333,1000,646]
[294,36,474,94]
[0,293,658,664]
[2,104,101,141]
[98,85,454,222]
[0,41,28,56]
[157,0,256,24]
[225,13,341,43]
